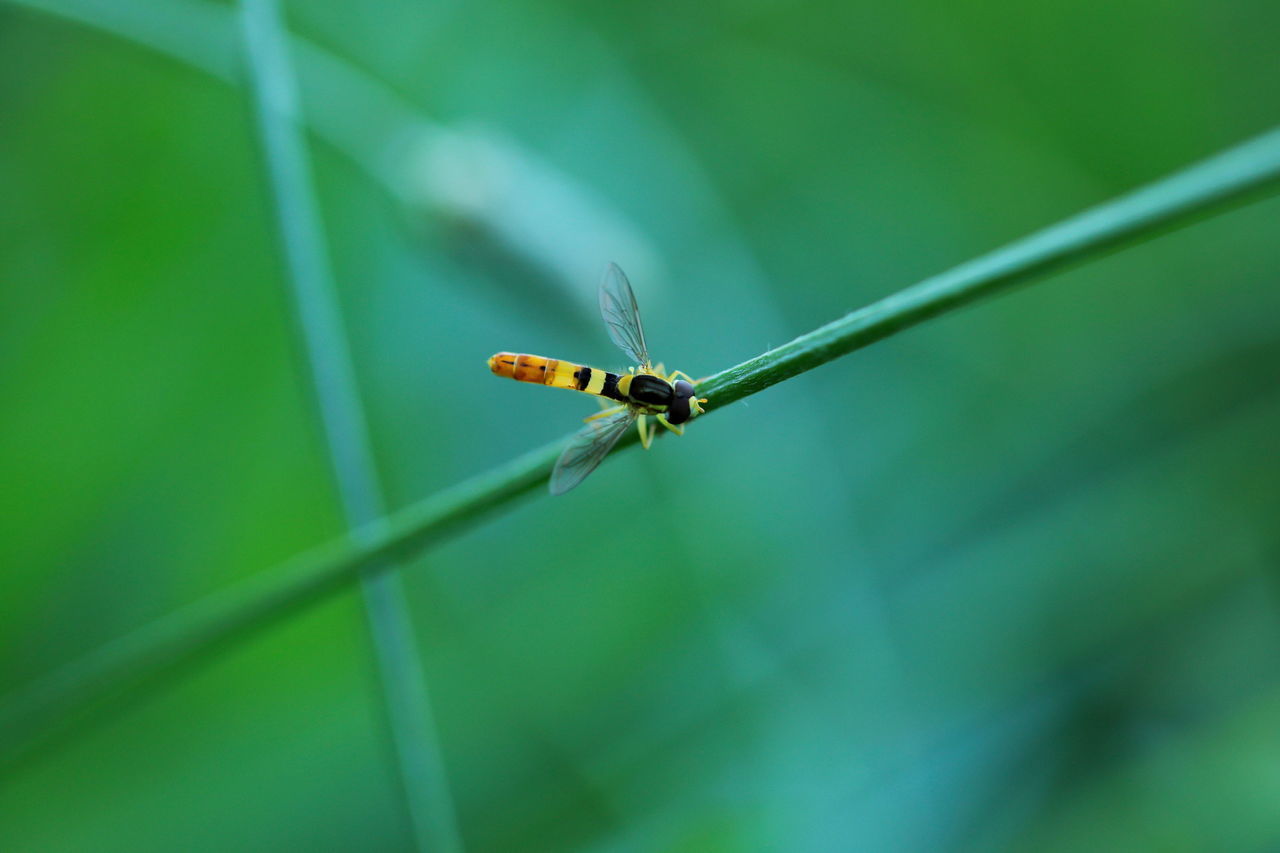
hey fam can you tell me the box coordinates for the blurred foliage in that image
[2,0,1280,851]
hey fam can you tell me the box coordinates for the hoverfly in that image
[489,263,707,495]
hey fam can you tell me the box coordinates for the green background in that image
[3,0,1280,850]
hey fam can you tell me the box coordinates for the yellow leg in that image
[637,415,653,449]
[666,369,695,383]
[585,404,625,422]
[656,414,684,436]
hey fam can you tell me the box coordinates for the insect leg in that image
[637,414,653,449]
[655,414,684,436]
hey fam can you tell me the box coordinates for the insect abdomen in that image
[488,352,622,398]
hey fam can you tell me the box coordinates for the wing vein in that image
[550,408,636,495]
[599,263,649,366]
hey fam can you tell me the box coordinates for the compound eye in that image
[667,394,691,425]
[673,379,695,399]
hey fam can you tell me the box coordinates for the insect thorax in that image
[622,373,673,410]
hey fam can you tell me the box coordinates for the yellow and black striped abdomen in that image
[488,352,620,399]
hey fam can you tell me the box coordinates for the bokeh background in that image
[3,0,1280,850]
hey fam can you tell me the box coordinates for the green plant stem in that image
[3,125,1280,769]
[695,126,1280,408]
[238,2,461,850]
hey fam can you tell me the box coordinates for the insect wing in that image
[550,408,637,495]
[599,262,650,366]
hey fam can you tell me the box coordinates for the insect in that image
[489,263,707,495]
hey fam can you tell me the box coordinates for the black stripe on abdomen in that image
[575,367,592,391]
[601,372,625,401]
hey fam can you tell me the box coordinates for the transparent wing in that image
[599,262,649,366]
[550,407,637,495]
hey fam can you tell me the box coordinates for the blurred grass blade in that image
[3,0,239,77]
[6,0,662,308]
[3,124,1280,767]
[237,1,461,850]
